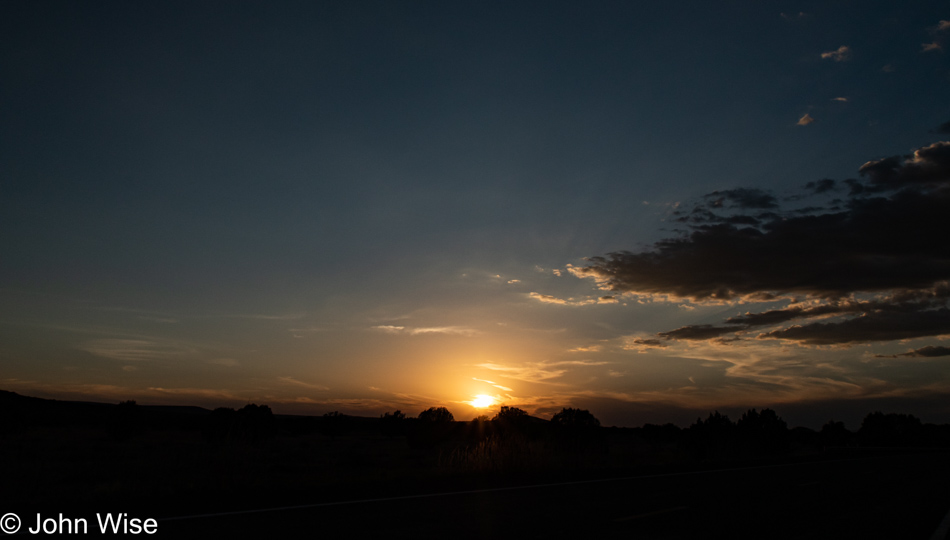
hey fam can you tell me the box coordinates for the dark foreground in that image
[156,450,950,539]
[7,450,942,539]
[4,392,950,538]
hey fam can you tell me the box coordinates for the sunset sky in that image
[3,1,950,428]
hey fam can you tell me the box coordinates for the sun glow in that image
[469,394,495,408]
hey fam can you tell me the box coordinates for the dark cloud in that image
[725,302,858,327]
[877,346,950,358]
[791,206,828,215]
[805,179,837,194]
[843,178,865,196]
[627,338,668,348]
[657,324,740,341]
[758,308,950,345]
[932,120,950,134]
[674,209,760,227]
[575,141,950,347]
[858,141,950,191]
[704,188,778,209]
[723,215,760,226]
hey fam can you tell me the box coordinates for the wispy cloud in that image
[371,325,479,336]
[820,45,851,61]
[472,377,514,392]
[528,292,597,306]
[476,359,608,383]
[797,113,815,126]
[568,345,603,353]
[277,376,329,391]
[220,312,307,321]
[477,362,568,382]
[922,42,943,53]
[79,338,197,362]
[208,358,240,367]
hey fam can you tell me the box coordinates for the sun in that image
[469,395,495,408]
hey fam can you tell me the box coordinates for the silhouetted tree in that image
[686,411,736,460]
[379,410,407,437]
[736,408,789,455]
[491,406,532,436]
[859,412,922,446]
[551,408,603,454]
[419,406,455,423]
[408,407,456,448]
[551,408,601,429]
[235,403,276,443]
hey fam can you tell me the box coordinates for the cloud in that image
[623,337,669,351]
[372,325,406,333]
[222,312,307,321]
[79,338,196,362]
[528,292,597,306]
[659,325,741,341]
[831,97,849,102]
[932,120,950,134]
[571,140,950,349]
[547,360,610,367]
[409,326,479,336]
[797,113,815,126]
[277,376,329,391]
[472,377,514,392]
[758,308,950,345]
[882,64,895,73]
[477,362,567,382]
[568,345,603,352]
[940,20,950,31]
[371,325,479,336]
[820,45,851,61]
[705,188,778,209]
[804,179,836,194]
[922,42,943,52]
[477,359,607,383]
[876,346,950,358]
[858,141,950,191]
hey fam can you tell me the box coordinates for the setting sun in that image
[469,395,495,409]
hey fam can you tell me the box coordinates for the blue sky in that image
[3,1,950,428]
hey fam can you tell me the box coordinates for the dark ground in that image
[3,391,950,538]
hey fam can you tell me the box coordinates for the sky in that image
[3,1,950,429]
